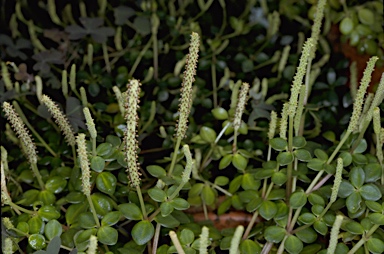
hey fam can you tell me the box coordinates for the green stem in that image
[129,37,153,77]
[348,224,380,254]
[327,131,351,164]
[211,54,218,107]
[243,211,259,240]
[86,194,101,228]
[136,186,148,220]
[31,163,45,190]
[168,137,182,176]
[102,43,111,73]
[92,137,97,157]
[286,116,294,200]
[233,129,238,154]
[152,223,161,254]
[276,235,288,254]
[13,102,57,157]
[9,202,36,215]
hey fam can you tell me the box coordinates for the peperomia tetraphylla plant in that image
[1,1,384,254]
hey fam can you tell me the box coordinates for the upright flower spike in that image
[176,32,200,139]
[330,158,343,204]
[288,38,313,117]
[233,82,250,132]
[2,102,37,164]
[76,133,91,196]
[1,161,11,205]
[279,103,289,140]
[83,107,97,139]
[1,62,13,91]
[41,95,76,146]
[124,79,142,187]
[199,226,210,254]
[268,111,277,140]
[347,57,378,133]
[327,215,343,254]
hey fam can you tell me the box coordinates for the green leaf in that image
[101,211,121,226]
[119,203,143,220]
[201,185,215,206]
[344,220,364,234]
[97,143,113,157]
[66,203,88,225]
[45,176,67,194]
[38,190,56,205]
[28,234,46,250]
[270,138,287,151]
[289,192,307,209]
[277,152,294,166]
[292,136,306,148]
[219,154,233,169]
[96,172,117,195]
[322,131,336,142]
[78,212,97,229]
[38,205,60,221]
[339,152,352,167]
[74,228,97,251]
[160,202,174,217]
[365,201,383,212]
[259,200,277,220]
[352,154,368,164]
[106,135,121,146]
[28,216,43,234]
[132,220,154,245]
[180,229,195,245]
[148,188,167,202]
[264,226,286,243]
[298,213,316,224]
[350,167,365,188]
[285,235,303,254]
[241,173,258,190]
[307,158,324,171]
[346,192,362,213]
[146,165,166,178]
[242,59,254,73]
[214,176,229,186]
[232,153,248,171]
[211,107,229,120]
[188,183,204,197]
[364,163,382,182]
[44,220,62,241]
[229,175,243,193]
[171,198,190,210]
[338,180,355,198]
[91,156,105,172]
[314,149,328,161]
[360,184,382,201]
[367,238,384,254]
[240,239,261,254]
[200,126,217,143]
[17,221,29,235]
[155,214,180,228]
[353,139,367,153]
[313,221,328,235]
[368,213,384,225]
[295,227,317,243]
[231,194,244,210]
[271,172,287,186]
[97,226,118,245]
[294,149,312,162]
[91,193,113,217]
[308,193,325,206]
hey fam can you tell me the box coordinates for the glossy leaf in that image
[201,185,215,206]
[101,211,121,226]
[346,192,362,213]
[28,234,46,250]
[313,221,328,236]
[219,154,233,169]
[360,184,382,201]
[294,149,312,162]
[44,220,62,240]
[368,213,384,225]
[259,201,277,220]
[232,153,248,171]
[285,235,303,254]
[96,172,117,195]
[45,176,67,194]
[97,226,118,245]
[367,238,384,254]
[292,136,306,148]
[180,229,195,245]
[148,188,167,202]
[349,167,365,188]
[200,126,217,143]
[295,227,317,243]
[277,152,294,166]
[91,193,113,217]
[240,239,261,254]
[289,192,307,209]
[132,220,154,245]
[118,203,143,220]
[344,220,364,234]
[146,165,166,178]
[78,212,97,229]
[264,226,286,243]
[171,198,190,210]
[38,205,60,221]
[160,202,174,217]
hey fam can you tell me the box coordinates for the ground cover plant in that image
[1,0,384,254]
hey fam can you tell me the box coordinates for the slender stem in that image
[129,37,153,77]
[327,131,351,164]
[288,207,302,232]
[312,173,332,192]
[286,116,294,200]
[276,235,288,254]
[168,137,182,176]
[233,129,238,154]
[31,163,45,190]
[136,186,148,220]
[305,170,324,194]
[86,194,101,228]
[211,54,218,107]
[92,137,96,157]
[347,224,380,254]
[102,43,111,73]
[243,211,259,240]
[152,223,161,254]
[9,202,36,215]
